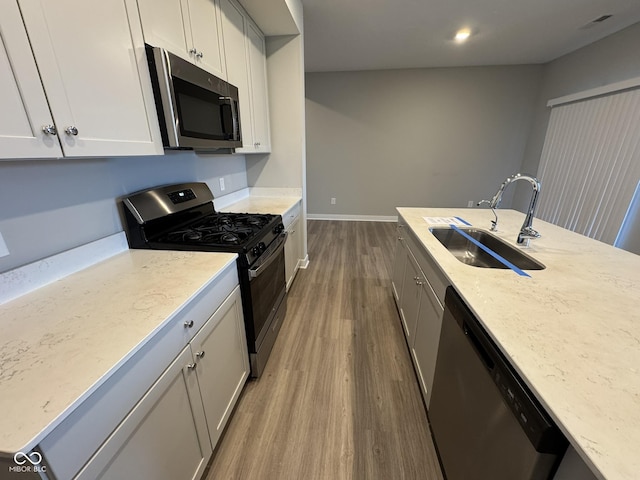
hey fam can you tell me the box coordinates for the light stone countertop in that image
[397,207,640,480]
[0,249,237,455]
[218,194,301,218]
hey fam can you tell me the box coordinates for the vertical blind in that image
[536,86,640,245]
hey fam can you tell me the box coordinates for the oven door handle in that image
[248,232,288,280]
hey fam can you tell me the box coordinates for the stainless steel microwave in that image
[145,45,241,152]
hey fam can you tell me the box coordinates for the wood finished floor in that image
[205,220,444,480]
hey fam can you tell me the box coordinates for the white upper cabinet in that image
[138,0,227,80]
[220,0,252,150]
[220,0,270,154]
[187,0,227,78]
[0,1,62,159]
[1,0,163,159]
[246,20,270,153]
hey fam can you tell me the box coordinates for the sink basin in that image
[430,228,545,270]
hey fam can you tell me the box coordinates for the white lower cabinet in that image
[190,288,249,448]
[410,273,444,407]
[75,287,247,480]
[75,346,212,480]
[398,248,421,346]
[283,202,302,290]
[392,219,446,408]
[391,225,407,302]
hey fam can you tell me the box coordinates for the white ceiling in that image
[301,0,640,72]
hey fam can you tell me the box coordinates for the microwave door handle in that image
[155,47,180,146]
[228,97,240,141]
[248,232,287,280]
[220,96,239,141]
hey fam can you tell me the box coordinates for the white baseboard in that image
[307,213,398,222]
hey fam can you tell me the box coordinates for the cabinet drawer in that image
[404,229,448,307]
[39,261,238,480]
[283,201,301,229]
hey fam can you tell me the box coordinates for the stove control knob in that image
[258,242,266,252]
[274,224,284,234]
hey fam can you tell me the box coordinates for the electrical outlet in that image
[0,231,9,258]
[331,197,336,205]
[219,177,225,192]
[467,200,474,208]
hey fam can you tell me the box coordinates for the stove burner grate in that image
[159,213,275,247]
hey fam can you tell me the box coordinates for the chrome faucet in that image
[478,173,541,246]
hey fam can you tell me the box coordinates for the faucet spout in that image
[486,173,541,246]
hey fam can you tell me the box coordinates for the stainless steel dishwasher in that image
[429,287,568,480]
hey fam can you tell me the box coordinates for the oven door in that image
[248,233,287,349]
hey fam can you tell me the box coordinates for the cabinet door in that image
[399,250,421,345]
[18,0,162,157]
[411,279,444,408]
[75,347,212,480]
[220,0,253,150]
[285,216,300,289]
[137,0,193,60]
[190,287,248,448]
[0,1,62,159]
[187,0,227,79]
[246,21,270,152]
[391,225,407,302]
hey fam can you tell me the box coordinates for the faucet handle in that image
[520,226,541,239]
[517,226,541,246]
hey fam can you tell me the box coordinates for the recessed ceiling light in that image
[454,28,472,43]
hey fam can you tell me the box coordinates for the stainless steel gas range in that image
[121,182,287,377]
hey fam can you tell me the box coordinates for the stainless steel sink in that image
[430,228,545,270]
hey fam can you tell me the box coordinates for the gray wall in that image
[305,65,542,217]
[0,153,247,273]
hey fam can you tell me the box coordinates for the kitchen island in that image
[397,207,640,480]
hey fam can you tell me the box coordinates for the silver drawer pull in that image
[187,363,197,370]
[184,320,194,328]
[195,351,205,359]
[65,126,79,136]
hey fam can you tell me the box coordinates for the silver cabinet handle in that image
[184,320,194,328]
[187,363,197,370]
[195,351,205,359]
[65,126,78,136]
[42,125,57,135]
[189,48,197,55]
[196,51,203,59]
